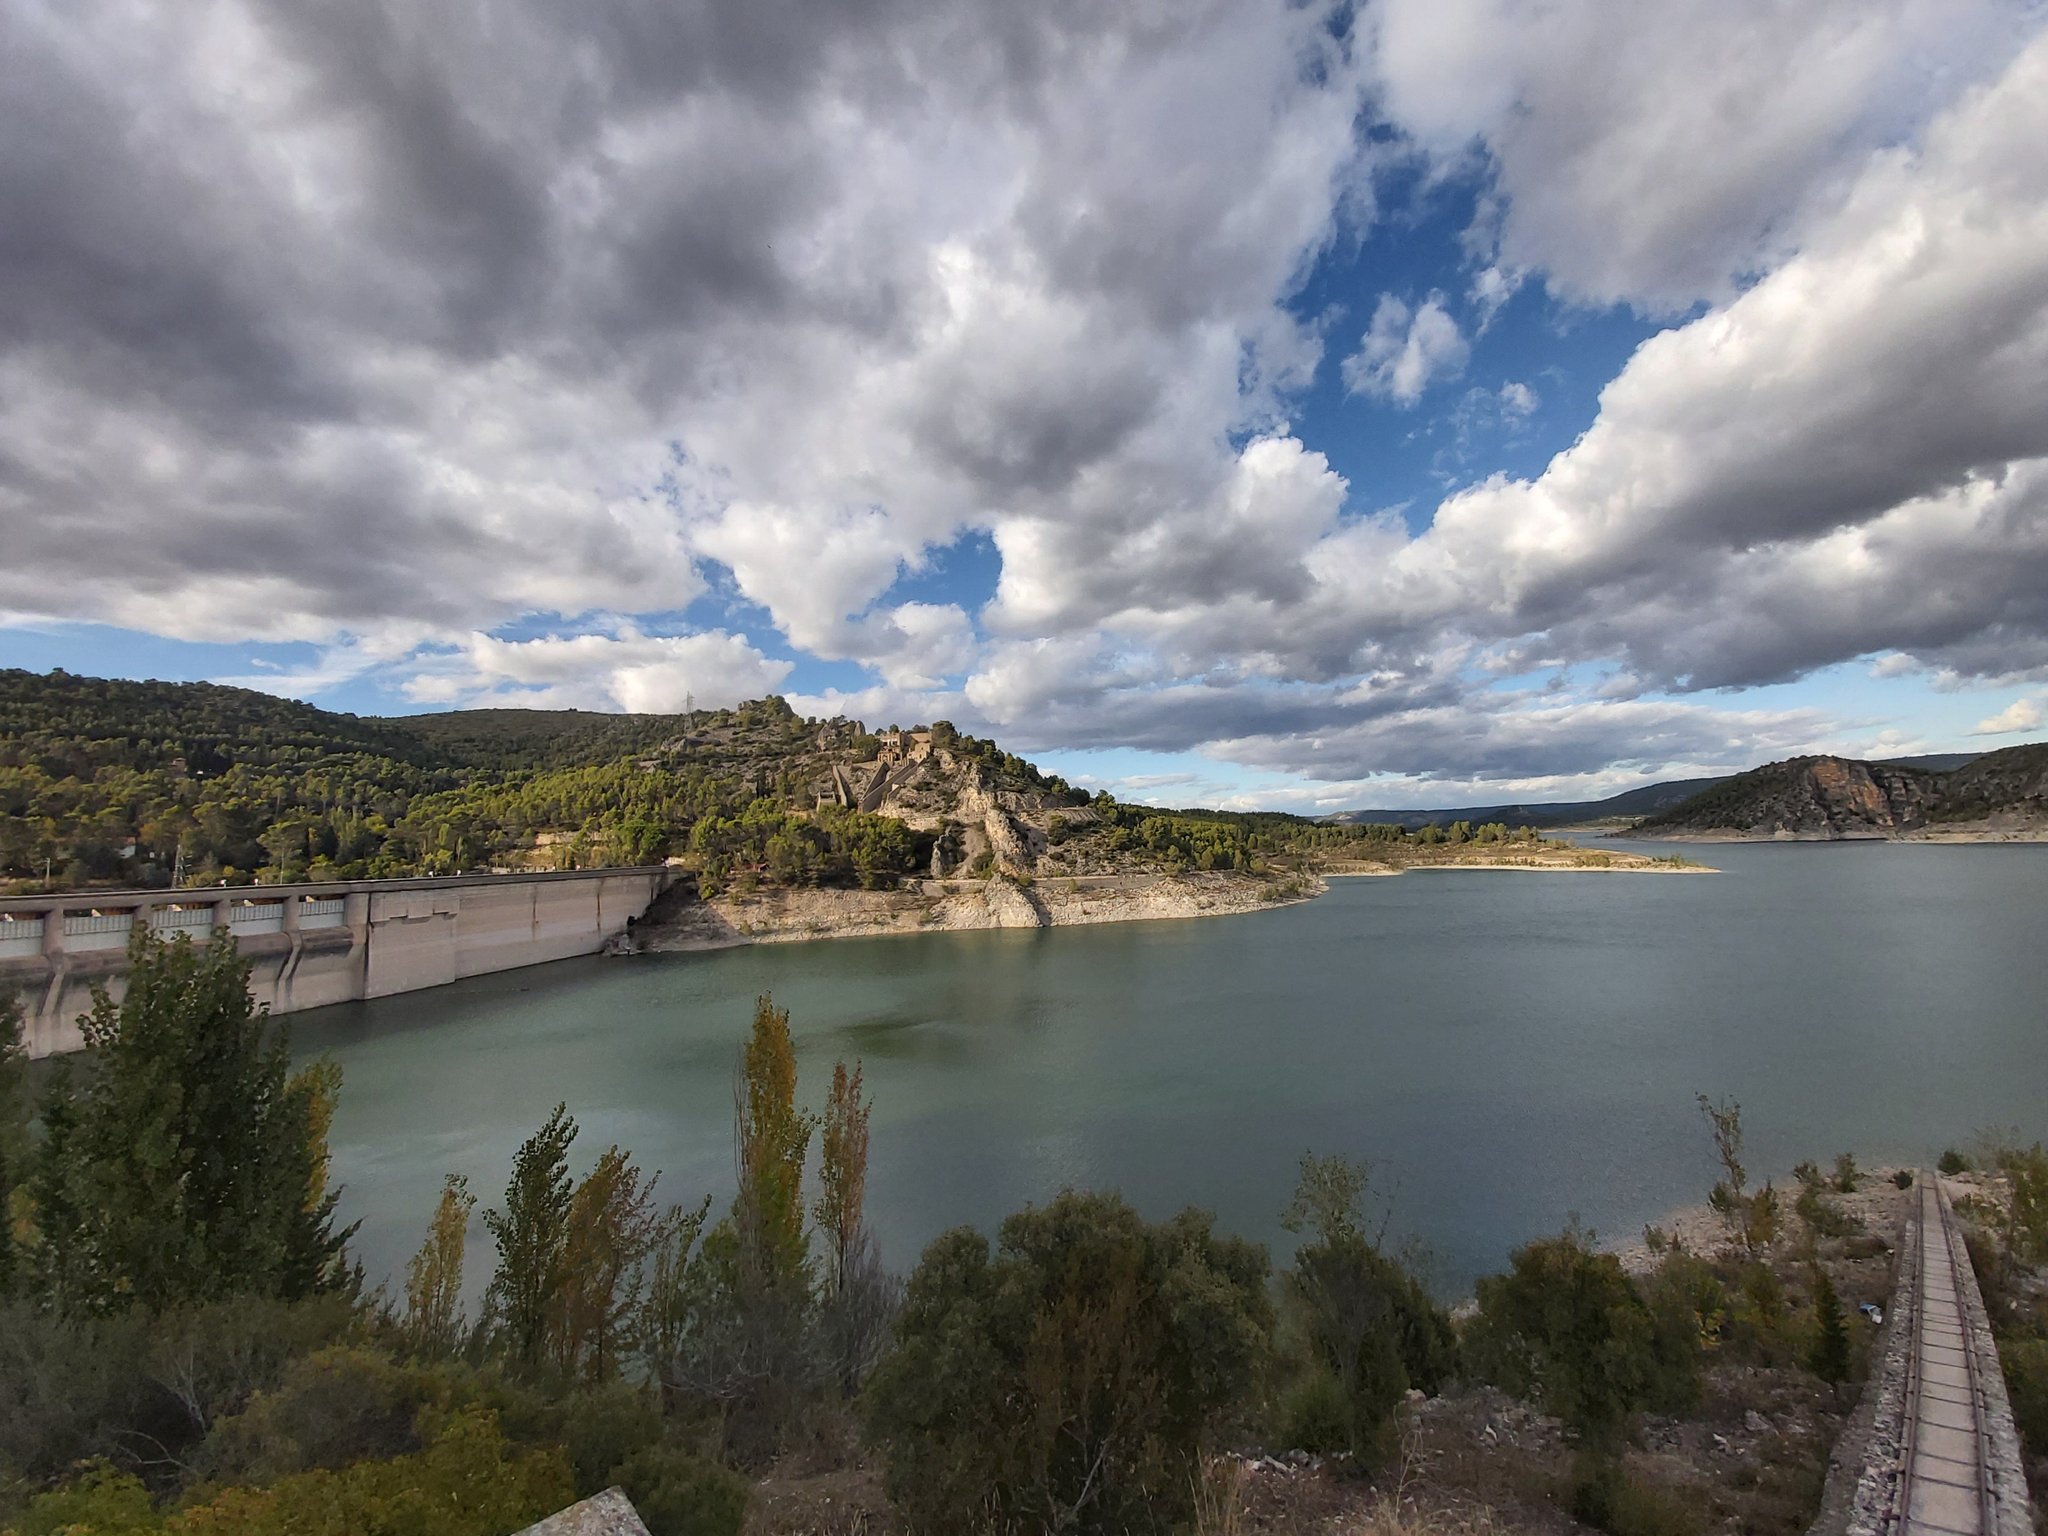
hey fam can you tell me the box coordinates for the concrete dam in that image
[0,866,669,1059]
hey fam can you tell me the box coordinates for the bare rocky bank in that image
[617,870,1317,952]
[617,842,1706,954]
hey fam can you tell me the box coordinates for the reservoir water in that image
[294,841,2048,1297]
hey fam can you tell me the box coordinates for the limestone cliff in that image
[1628,743,2048,839]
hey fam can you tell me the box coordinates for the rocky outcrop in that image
[620,871,1314,952]
[1629,743,2048,839]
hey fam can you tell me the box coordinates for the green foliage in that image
[0,993,25,1297]
[1996,1142,2048,1266]
[402,1174,475,1359]
[1570,1453,1705,1536]
[1938,1147,1972,1176]
[0,1294,359,1511]
[198,1346,435,1484]
[168,1406,573,1536]
[1794,1181,1860,1239]
[1893,1169,1915,1190]
[2002,1336,2048,1459]
[867,1191,1272,1536]
[1832,1153,1859,1193]
[557,1381,663,1497]
[1808,1270,1850,1386]
[483,1103,578,1374]
[666,994,820,1459]
[558,1146,669,1384]
[1697,1095,1778,1257]
[737,996,813,1290]
[0,670,931,890]
[1277,1366,1357,1455]
[32,932,348,1314]
[11,1462,160,1536]
[611,1443,749,1536]
[1277,1154,1454,1465]
[1466,1227,1695,1448]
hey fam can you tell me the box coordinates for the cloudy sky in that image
[4,0,2048,811]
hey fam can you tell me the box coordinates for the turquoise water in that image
[293,842,2048,1296]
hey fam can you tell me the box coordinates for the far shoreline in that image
[626,849,1714,956]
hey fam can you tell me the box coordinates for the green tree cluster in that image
[867,1190,1272,1536]
[30,934,350,1314]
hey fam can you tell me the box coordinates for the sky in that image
[3,0,2048,812]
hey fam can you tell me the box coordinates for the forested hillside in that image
[0,670,1380,893]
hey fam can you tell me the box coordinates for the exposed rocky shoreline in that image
[617,869,1319,952]
[617,846,1705,955]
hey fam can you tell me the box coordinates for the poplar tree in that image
[736,995,813,1289]
[557,1145,666,1383]
[32,932,348,1313]
[812,1059,871,1297]
[483,1103,578,1375]
[404,1172,476,1358]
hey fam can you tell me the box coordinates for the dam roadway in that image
[0,865,667,1058]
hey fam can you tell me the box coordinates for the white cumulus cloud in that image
[1341,293,1470,404]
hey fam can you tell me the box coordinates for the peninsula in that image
[0,669,1694,959]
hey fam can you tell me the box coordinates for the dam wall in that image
[0,867,668,1058]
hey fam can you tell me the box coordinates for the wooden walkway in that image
[1891,1179,1998,1536]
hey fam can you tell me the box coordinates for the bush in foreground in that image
[867,1190,1272,1536]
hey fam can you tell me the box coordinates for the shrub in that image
[1832,1153,1859,1193]
[1637,1251,1724,1407]
[1893,1170,1915,1190]
[1937,1148,1971,1176]
[1277,1155,1454,1466]
[1794,1183,1861,1239]
[1570,1454,1704,1536]
[866,1191,1273,1536]
[199,1346,433,1483]
[2002,1336,2048,1455]
[10,1463,158,1536]
[168,1406,572,1536]
[1277,1366,1356,1455]
[610,1443,749,1536]
[557,1381,665,1497]
[1466,1227,1693,1447]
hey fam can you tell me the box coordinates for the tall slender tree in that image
[483,1103,578,1375]
[404,1172,476,1358]
[736,995,813,1289]
[812,1060,870,1297]
[557,1145,666,1383]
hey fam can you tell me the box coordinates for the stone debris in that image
[515,1487,653,1536]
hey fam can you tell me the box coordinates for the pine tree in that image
[404,1172,476,1358]
[32,932,348,1313]
[483,1103,578,1374]
[1809,1268,1850,1387]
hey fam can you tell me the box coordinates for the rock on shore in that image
[618,870,1318,953]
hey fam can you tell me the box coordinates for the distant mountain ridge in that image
[1625,744,2048,839]
[1324,752,1982,830]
